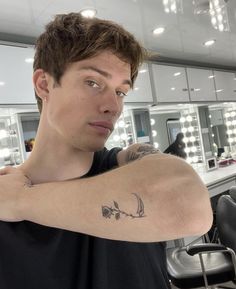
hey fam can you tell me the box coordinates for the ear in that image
[33,69,50,101]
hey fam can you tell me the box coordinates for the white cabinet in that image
[151,64,189,103]
[0,45,36,104]
[186,68,217,102]
[124,63,153,103]
[213,70,236,101]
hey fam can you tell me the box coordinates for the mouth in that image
[89,121,114,135]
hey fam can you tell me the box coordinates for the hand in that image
[0,166,32,222]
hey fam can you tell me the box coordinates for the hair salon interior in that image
[1,0,236,288]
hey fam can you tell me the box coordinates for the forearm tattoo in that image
[125,145,159,163]
[102,193,146,220]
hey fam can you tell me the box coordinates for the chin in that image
[82,142,105,152]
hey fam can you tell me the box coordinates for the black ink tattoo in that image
[102,193,146,220]
[125,145,159,163]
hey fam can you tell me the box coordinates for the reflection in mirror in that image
[208,103,236,159]
[150,107,181,152]
[0,105,39,167]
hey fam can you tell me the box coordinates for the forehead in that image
[71,51,131,76]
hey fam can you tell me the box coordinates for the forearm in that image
[19,154,213,242]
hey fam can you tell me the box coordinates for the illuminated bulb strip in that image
[209,0,230,32]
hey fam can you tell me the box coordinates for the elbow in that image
[186,204,213,237]
[181,186,213,237]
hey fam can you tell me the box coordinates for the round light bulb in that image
[150,119,155,126]
[152,130,157,137]
[186,115,193,122]
[189,136,196,142]
[113,135,120,142]
[188,126,194,133]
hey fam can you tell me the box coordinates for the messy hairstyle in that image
[33,12,147,112]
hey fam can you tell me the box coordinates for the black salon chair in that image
[166,187,236,289]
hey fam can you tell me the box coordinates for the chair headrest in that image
[229,186,236,202]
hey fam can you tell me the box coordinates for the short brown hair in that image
[33,12,147,112]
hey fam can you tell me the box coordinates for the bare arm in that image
[0,144,212,242]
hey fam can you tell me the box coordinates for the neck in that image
[19,119,94,185]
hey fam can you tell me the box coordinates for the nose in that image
[99,89,122,116]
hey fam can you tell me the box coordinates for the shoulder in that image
[117,143,161,167]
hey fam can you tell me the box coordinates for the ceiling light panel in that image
[153,27,165,35]
[204,39,216,46]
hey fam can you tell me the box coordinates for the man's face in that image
[45,51,131,152]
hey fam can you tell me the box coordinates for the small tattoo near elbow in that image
[102,193,146,220]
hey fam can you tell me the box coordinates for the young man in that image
[0,13,212,289]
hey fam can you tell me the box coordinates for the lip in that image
[89,121,114,133]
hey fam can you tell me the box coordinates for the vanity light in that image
[230,111,236,117]
[183,137,189,143]
[113,135,120,142]
[0,148,10,158]
[150,118,156,126]
[192,156,199,163]
[234,128,236,134]
[153,27,165,35]
[180,117,186,123]
[118,120,125,128]
[184,147,191,153]
[181,127,187,133]
[0,81,5,86]
[226,121,232,126]
[228,138,233,143]
[191,146,197,153]
[162,0,183,14]
[186,157,193,164]
[154,142,159,149]
[186,115,193,122]
[209,0,230,32]
[120,133,128,141]
[188,126,194,133]
[225,112,231,118]
[0,130,7,139]
[227,130,233,135]
[204,39,216,46]
[233,120,236,126]
[152,130,157,137]
[79,8,97,18]
[189,136,196,142]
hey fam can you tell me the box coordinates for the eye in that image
[86,80,100,88]
[116,90,128,97]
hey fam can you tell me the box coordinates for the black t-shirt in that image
[0,147,170,289]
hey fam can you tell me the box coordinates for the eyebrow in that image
[79,66,132,88]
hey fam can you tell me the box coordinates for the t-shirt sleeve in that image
[97,147,123,173]
[86,147,123,176]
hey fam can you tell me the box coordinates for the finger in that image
[0,166,18,175]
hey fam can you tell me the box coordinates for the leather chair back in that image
[216,187,236,252]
